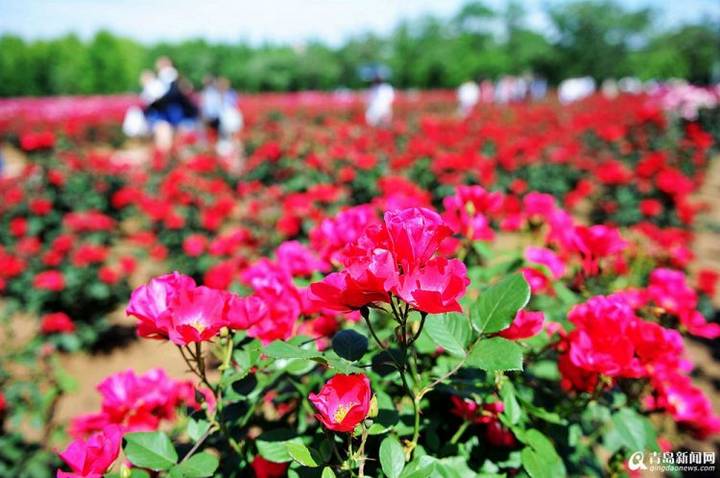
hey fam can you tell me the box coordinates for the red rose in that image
[182,234,207,257]
[98,266,120,285]
[697,269,719,297]
[309,374,372,433]
[34,270,65,291]
[41,312,75,334]
[640,199,663,217]
[9,217,27,237]
[251,455,289,478]
[29,198,53,216]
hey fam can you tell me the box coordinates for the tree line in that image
[1,0,718,97]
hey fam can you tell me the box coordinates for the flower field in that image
[1,89,719,477]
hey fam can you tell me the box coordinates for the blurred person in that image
[479,79,495,103]
[513,74,530,102]
[495,76,514,104]
[644,79,661,95]
[216,77,245,171]
[365,76,395,127]
[218,77,242,138]
[558,76,596,104]
[618,77,643,94]
[122,70,161,138]
[529,75,548,101]
[457,79,480,117]
[145,58,199,151]
[155,56,178,90]
[601,78,619,98]
[200,75,222,137]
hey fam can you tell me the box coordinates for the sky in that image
[0,0,718,46]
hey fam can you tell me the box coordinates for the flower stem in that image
[450,421,470,445]
[362,308,387,351]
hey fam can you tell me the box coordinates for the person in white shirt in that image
[365,77,395,127]
[457,79,480,117]
[200,75,222,136]
[558,77,597,104]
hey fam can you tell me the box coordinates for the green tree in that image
[87,31,141,93]
[547,0,653,81]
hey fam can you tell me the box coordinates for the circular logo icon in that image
[628,451,647,471]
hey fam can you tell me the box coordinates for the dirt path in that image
[692,155,720,288]
[685,154,720,452]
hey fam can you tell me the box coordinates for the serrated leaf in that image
[610,408,657,451]
[171,452,219,477]
[466,337,523,372]
[124,431,178,471]
[286,442,322,467]
[264,341,321,360]
[187,418,210,442]
[500,383,521,424]
[379,436,405,478]
[472,274,530,333]
[423,314,470,357]
[332,329,368,361]
[521,429,566,478]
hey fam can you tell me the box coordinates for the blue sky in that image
[0,0,718,45]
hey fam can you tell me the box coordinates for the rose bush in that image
[0,90,718,477]
[53,200,718,477]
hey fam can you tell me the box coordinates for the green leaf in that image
[379,436,405,478]
[124,431,178,471]
[466,337,523,372]
[610,408,657,451]
[286,442,322,468]
[321,467,337,478]
[170,452,219,477]
[256,429,301,462]
[520,401,567,425]
[521,429,566,478]
[423,313,470,357]
[471,274,530,333]
[521,447,549,478]
[500,383,521,425]
[129,470,151,478]
[332,329,368,361]
[187,418,210,442]
[264,341,321,360]
[400,456,437,478]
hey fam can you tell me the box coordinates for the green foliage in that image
[1,0,718,97]
[123,431,178,471]
[466,337,524,372]
[170,453,219,478]
[520,429,567,478]
[471,273,530,334]
[286,442,323,467]
[379,436,405,478]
